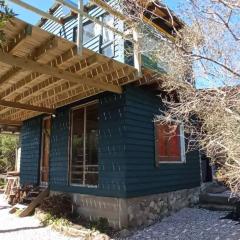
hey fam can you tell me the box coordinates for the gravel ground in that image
[0,193,76,240]
[126,208,240,240]
[1,192,240,240]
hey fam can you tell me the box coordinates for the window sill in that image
[70,183,98,188]
[158,161,186,164]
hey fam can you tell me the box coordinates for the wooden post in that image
[133,27,142,77]
[77,0,83,56]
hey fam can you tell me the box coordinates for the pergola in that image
[0,16,157,131]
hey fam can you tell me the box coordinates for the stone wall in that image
[51,187,200,229]
[126,187,200,227]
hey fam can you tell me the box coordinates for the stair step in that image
[199,193,237,206]
[199,204,235,211]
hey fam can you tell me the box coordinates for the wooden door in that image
[40,117,51,185]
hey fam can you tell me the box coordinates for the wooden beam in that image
[0,46,79,101]
[77,0,83,56]
[0,51,122,94]
[0,119,22,126]
[133,28,142,77]
[0,36,58,86]
[142,15,175,41]
[0,99,55,114]
[90,0,131,24]
[13,58,102,102]
[4,24,32,53]
[9,0,62,24]
[0,25,33,83]
[56,0,136,44]
[0,56,113,116]
[1,65,137,120]
[29,37,58,60]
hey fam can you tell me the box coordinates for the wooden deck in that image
[0,16,157,125]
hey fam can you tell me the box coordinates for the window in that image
[101,42,114,58]
[70,102,99,186]
[155,121,185,164]
[102,14,114,43]
[72,14,116,58]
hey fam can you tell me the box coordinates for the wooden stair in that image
[10,186,49,217]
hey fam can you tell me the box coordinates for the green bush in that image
[88,217,111,233]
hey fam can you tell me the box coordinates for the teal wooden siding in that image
[49,107,70,187]
[47,94,127,197]
[20,86,200,198]
[124,86,201,197]
[20,117,42,185]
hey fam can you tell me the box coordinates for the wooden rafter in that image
[0,36,58,86]
[90,0,131,24]
[12,58,110,103]
[0,16,160,122]
[0,51,122,94]
[0,119,22,126]
[0,58,109,115]
[0,99,55,114]
[0,46,81,100]
[0,67,138,120]
[3,24,32,53]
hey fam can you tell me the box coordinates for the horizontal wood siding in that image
[49,107,70,187]
[47,94,127,197]
[19,86,200,198]
[124,86,201,197]
[97,92,127,197]
[20,117,42,185]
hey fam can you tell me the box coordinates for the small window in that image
[155,121,185,164]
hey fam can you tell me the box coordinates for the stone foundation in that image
[126,188,200,227]
[51,187,200,229]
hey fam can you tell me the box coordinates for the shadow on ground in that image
[0,226,45,233]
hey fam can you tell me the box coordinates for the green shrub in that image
[88,217,111,233]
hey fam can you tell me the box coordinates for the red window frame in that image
[155,121,184,164]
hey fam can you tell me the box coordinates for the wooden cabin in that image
[1,0,200,228]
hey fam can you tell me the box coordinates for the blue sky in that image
[7,0,182,25]
[7,0,55,24]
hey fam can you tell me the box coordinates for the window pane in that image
[83,22,95,43]
[102,14,114,43]
[83,21,101,43]
[71,108,84,184]
[102,44,114,58]
[85,104,98,185]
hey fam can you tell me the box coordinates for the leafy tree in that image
[122,0,240,194]
[0,134,19,173]
[0,1,15,46]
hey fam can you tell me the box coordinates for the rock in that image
[149,201,155,208]
[118,229,131,238]
[92,233,110,240]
